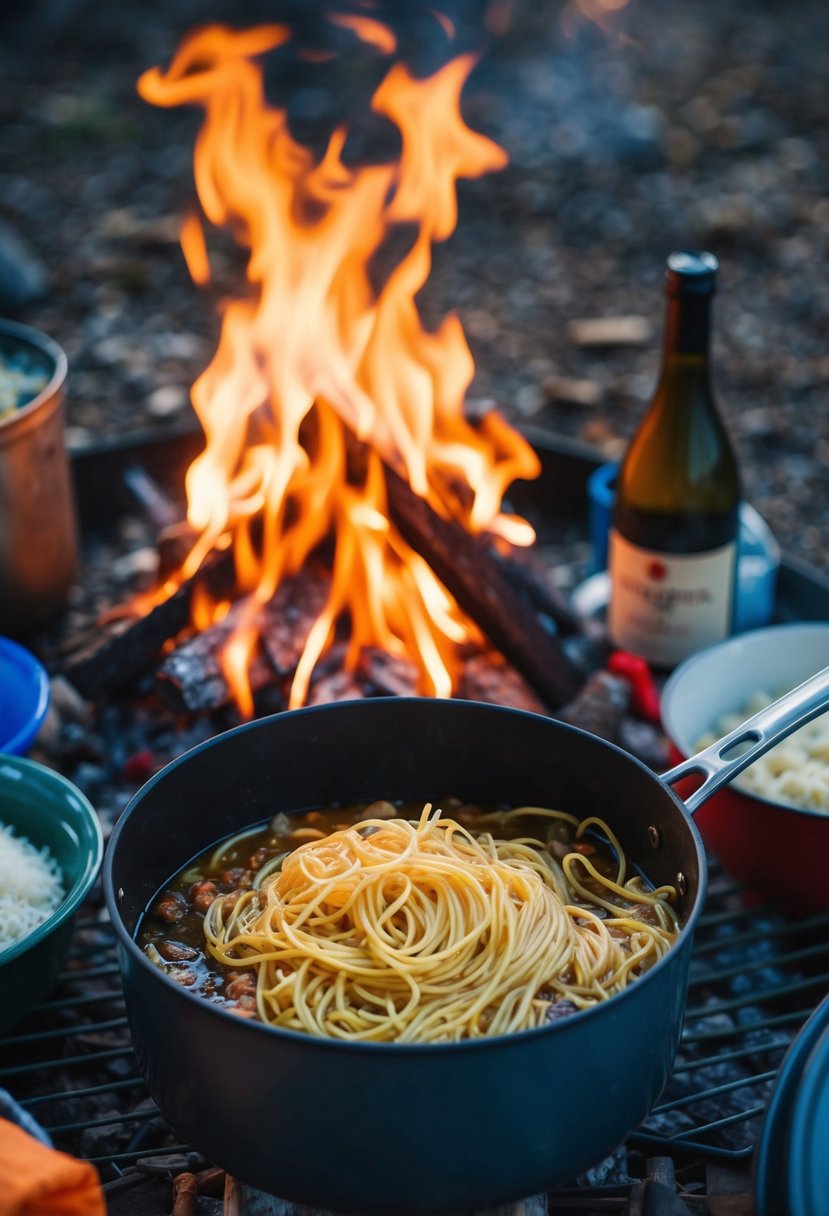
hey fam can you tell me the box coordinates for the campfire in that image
[65,17,587,723]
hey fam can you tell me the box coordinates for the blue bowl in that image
[0,637,50,755]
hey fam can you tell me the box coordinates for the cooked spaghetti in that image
[200,804,679,1042]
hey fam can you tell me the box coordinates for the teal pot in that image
[106,699,701,1213]
[0,755,103,1033]
[104,682,828,1214]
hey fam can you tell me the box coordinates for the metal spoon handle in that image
[661,664,829,816]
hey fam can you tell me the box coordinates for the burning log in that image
[357,648,420,697]
[488,545,582,637]
[384,465,582,708]
[65,446,584,713]
[557,670,631,745]
[155,566,331,714]
[307,670,366,706]
[259,566,331,676]
[61,20,588,716]
[458,654,547,715]
[154,599,276,715]
[63,548,237,701]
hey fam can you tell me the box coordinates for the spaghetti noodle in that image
[202,804,679,1042]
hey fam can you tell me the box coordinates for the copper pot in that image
[0,319,78,636]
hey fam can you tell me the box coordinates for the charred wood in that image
[557,670,631,744]
[156,520,198,581]
[260,566,331,675]
[489,544,582,636]
[306,669,366,705]
[154,600,276,715]
[123,464,181,531]
[624,1180,695,1216]
[171,1171,198,1216]
[68,442,583,711]
[62,550,236,701]
[155,567,331,714]
[458,653,547,715]
[60,462,231,700]
[384,464,582,708]
[357,648,420,697]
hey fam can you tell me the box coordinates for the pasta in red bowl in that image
[661,621,829,909]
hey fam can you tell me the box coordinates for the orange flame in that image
[180,213,211,285]
[329,13,398,54]
[138,20,540,713]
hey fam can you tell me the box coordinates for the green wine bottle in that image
[608,250,741,668]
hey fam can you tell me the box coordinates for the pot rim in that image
[104,697,708,1055]
[0,317,68,432]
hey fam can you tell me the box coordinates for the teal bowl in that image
[0,755,103,1033]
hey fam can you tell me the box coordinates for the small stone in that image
[146,384,189,417]
[92,336,130,365]
[63,426,93,452]
[463,310,498,343]
[154,332,204,360]
[514,382,545,417]
[111,547,159,581]
[542,375,605,408]
[50,675,91,723]
[566,316,652,348]
[32,701,62,753]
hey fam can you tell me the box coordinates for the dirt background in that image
[1,0,828,577]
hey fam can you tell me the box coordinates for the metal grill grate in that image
[2,864,828,1188]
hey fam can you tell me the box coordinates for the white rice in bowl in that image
[696,689,829,813]
[0,821,65,951]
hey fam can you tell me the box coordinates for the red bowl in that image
[661,623,829,910]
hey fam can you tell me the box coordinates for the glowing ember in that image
[138,17,540,715]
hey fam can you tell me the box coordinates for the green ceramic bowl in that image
[0,754,103,1034]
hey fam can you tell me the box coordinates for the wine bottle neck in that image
[661,292,711,360]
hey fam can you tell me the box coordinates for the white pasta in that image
[696,689,829,813]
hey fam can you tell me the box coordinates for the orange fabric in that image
[0,1118,106,1216]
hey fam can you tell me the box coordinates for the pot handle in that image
[661,664,829,816]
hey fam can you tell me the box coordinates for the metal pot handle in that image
[661,664,829,816]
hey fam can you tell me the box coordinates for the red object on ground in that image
[607,650,661,723]
[666,741,829,911]
[123,749,156,782]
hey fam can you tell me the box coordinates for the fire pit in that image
[47,15,607,752]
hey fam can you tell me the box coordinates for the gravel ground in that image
[1,0,828,576]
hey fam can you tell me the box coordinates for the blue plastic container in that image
[0,636,50,754]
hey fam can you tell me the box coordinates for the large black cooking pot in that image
[104,679,829,1214]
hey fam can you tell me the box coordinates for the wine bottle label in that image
[608,529,737,667]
